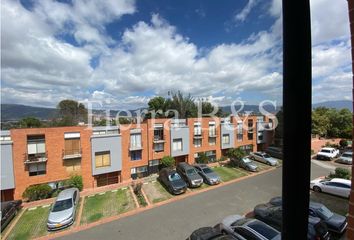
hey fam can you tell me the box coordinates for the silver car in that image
[337,151,352,164]
[250,152,278,166]
[193,164,221,185]
[47,188,79,231]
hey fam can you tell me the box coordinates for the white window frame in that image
[173,139,183,151]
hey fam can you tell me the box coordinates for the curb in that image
[76,196,85,227]
[129,185,140,208]
[141,189,151,206]
[2,208,26,240]
[32,166,278,240]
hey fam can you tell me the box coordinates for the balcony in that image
[62,149,82,160]
[208,131,217,137]
[153,135,165,143]
[24,152,48,164]
[193,134,203,139]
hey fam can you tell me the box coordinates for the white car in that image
[250,152,279,166]
[310,178,351,198]
[316,147,340,160]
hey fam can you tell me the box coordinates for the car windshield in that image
[243,158,252,163]
[321,149,331,153]
[168,173,181,181]
[342,153,352,158]
[202,167,213,174]
[317,206,333,220]
[248,222,279,239]
[186,168,197,175]
[263,154,271,158]
[52,199,73,212]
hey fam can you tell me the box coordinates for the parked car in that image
[269,196,347,235]
[254,204,330,240]
[250,152,279,166]
[194,164,221,185]
[187,227,237,240]
[1,200,22,232]
[309,202,347,234]
[310,178,351,198]
[47,188,79,231]
[158,168,187,195]
[337,151,352,165]
[177,162,204,188]
[215,215,281,240]
[265,147,283,159]
[230,156,258,172]
[317,147,340,160]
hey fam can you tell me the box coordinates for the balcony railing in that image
[24,152,48,164]
[62,149,82,160]
[153,135,165,143]
[208,131,217,137]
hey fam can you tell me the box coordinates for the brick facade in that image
[1,116,273,201]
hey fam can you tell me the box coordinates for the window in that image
[247,119,253,140]
[209,122,216,136]
[64,138,80,155]
[27,135,46,154]
[222,134,230,144]
[154,125,164,141]
[0,135,11,141]
[258,134,263,141]
[194,122,202,136]
[29,163,46,176]
[154,142,164,152]
[136,166,147,173]
[149,159,160,166]
[194,138,202,147]
[237,123,243,141]
[131,150,142,161]
[95,151,111,168]
[173,139,183,151]
[209,137,216,146]
[130,133,142,148]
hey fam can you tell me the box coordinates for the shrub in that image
[22,184,52,201]
[227,148,246,160]
[132,182,143,195]
[218,156,227,162]
[328,167,351,180]
[196,152,209,164]
[324,142,340,149]
[67,175,83,191]
[339,139,349,148]
[161,156,175,168]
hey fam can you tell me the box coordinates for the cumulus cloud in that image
[234,0,258,22]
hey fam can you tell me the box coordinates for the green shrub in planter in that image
[22,184,52,201]
[67,175,83,191]
[161,156,175,168]
[328,168,351,180]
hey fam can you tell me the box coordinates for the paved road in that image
[58,163,330,240]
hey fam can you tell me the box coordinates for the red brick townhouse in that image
[0,115,273,201]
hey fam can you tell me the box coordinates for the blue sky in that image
[1,0,351,109]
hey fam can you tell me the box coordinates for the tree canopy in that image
[56,99,87,126]
[19,117,42,128]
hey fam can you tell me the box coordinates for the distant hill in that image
[312,100,352,111]
[1,104,58,121]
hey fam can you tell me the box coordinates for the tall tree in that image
[57,100,87,126]
[169,91,197,118]
[200,101,224,117]
[312,108,330,137]
[19,117,42,128]
[146,96,171,118]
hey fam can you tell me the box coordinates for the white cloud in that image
[234,0,258,22]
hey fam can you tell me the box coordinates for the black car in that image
[177,162,204,188]
[309,202,347,234]
[269,196,348,235]
[265,147,283,159]
[1,200,22,232]
[158,168,187,195]
[254,204,330,240]
[187,227,237,240]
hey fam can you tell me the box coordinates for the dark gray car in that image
[158,168,187,195]
[177,162,203,188]
[230,156,258,172]
[194,164,221,185]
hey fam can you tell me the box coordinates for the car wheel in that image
[313,186,322,192]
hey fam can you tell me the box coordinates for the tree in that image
[339,139,349,149]
[169,91,197,118]
[146,96,171,119]
[19,117,42,128]
[57,100,87,126]
[226,148,247,160]
[161,156,175,168]
[196,152,209,164]
[312,108,330,137]
[200,101,224,117]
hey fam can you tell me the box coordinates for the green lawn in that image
[143,181,174,204]
[80,188,135,225]
[212,166,248,182]
[7,205,50,240]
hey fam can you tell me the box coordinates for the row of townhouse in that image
[0,115,274,201]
